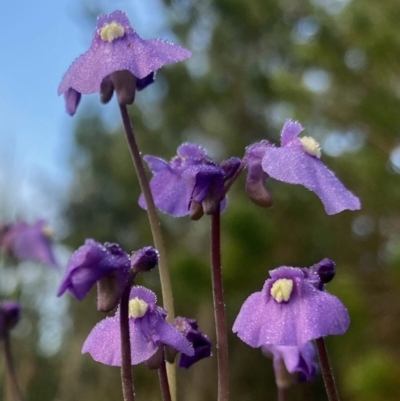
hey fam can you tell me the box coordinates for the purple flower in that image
[262,342,318,383]
[82,286,194,366]
[0,301,21,338]
[58,10,191,114]
[232,264,349,347]
[245,120,361,215]
[139,143,241,217]
[173,317,212,369]
[57,239,130,309]
[0,220,57,267]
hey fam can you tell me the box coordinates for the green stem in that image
[210,208,229,401]
[119,104,176,400]
[315,338,340,401]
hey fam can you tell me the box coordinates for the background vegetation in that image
[1,0,400,400]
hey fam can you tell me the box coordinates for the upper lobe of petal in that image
[261,147,361,215]
[280,120,303,146]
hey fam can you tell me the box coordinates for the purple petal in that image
[5,221,58,267]
[177,143,207,160]
[259,281,350,346]
[232,292,268,347]
[280,120,303,146]
[263,342,317,381]
[58,11,191,96]
[156,320,194,356]
[261,147,361,215]
[57,239,129,300]
[129,286,157,305]
[139,163,191,216]
[82,315,123,366]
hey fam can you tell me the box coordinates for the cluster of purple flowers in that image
[57,239,211,369]
[53,8,362,398]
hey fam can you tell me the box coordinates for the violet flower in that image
[58,10,191,114]
[139,143,241,217]
[232,263,349,347]
[245,120,361,215]
[57,239,130,311]
[173,317,212,369]
[262,342,318,383]
[0,220,57,267]
[0,301,21,338]
[82,286,194,366]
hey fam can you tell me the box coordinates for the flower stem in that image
[158,351,172,401]
[119,104,176,400]
[210,208,229,401]
[3,331,23,401]
[315,338,340,401]
[120,285,135,401]
[277,388,286,401]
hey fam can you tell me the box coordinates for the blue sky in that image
[0,0,166,223]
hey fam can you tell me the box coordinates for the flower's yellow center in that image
[128,298,148,318]
[300,136,321,158]
[270,279,293,303]
[42,226,53,238]
[99,22,125,42]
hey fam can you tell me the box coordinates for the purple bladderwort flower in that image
[262,342,318,385]
[172,317,212,369]
[232,263,349,347]
[139,143,241,218]
[82,286,194,366]
[244,120,361,215]
[0,301,21,338]
[57,239,130,311]
[58,10,191,115]
[0,220,57,267]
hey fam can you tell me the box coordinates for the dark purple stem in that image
[277,388,286,401]
[315,338,340,401]
[210,207,229,401]
[3,332,24,401]
[120,285,135,401]
[158,352,172,401]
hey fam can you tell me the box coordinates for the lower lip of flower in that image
[270,279,294,302]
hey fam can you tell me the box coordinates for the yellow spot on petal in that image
[42,226,53,238]
[270,279,293,303]
[128,298,148,318]
[99,22,125,43]
[300,136,321,158]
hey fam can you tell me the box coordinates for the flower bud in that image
[131,247,159,273]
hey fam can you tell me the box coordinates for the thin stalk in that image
[120,286,135,401]
[3,332,23,401]
[210,208,229,401]
[277,388,286,401]
[158,352,172,401]
[119,104,176,400]
[315,338,340,401]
